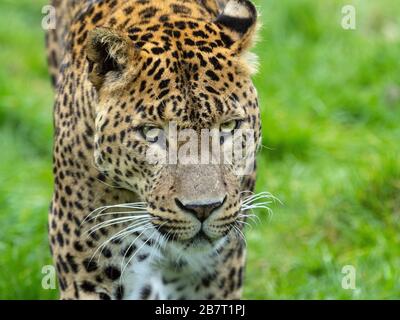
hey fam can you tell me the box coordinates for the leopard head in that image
[86,0,260,251]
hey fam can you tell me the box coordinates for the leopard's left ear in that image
[86,27,136,91]
[215,0,258,54]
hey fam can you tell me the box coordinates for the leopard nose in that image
[175,197,226,222]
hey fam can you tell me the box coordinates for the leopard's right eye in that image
[220,119,243,134]
[139,125,163,143]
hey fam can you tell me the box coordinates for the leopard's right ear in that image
[86,27,135,91]
[215,0,258,53]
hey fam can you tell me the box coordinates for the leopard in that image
[46,0,264,300]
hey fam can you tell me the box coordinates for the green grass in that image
[0,0,399,299]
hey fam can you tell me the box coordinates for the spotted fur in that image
[46,0,260,300]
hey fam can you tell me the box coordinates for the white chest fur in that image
[120,231,228,300]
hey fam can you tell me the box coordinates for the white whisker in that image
[86,210,148,223]
[120,222,167,282]
[232,224,247,247]
[86,216,150,236]
[89,222,153,264]
[240,191,281,225]
[236,220,252,229]
[82,202,147,224]
[119,225,153,272]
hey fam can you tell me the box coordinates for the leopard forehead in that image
[82,0,259,94]
[90,22,255,100]
[98,44,255,129]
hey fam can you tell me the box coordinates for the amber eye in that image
[140,125,163,143]
[220,119,242,134]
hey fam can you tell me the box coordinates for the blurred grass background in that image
[0,0,399,299]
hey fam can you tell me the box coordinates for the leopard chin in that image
[168,231,229,256]
[181,231,216,249]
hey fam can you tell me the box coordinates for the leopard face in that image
[87,0,260,250]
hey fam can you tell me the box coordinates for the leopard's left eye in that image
[220,119,242,133]
[140,125,163,143]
